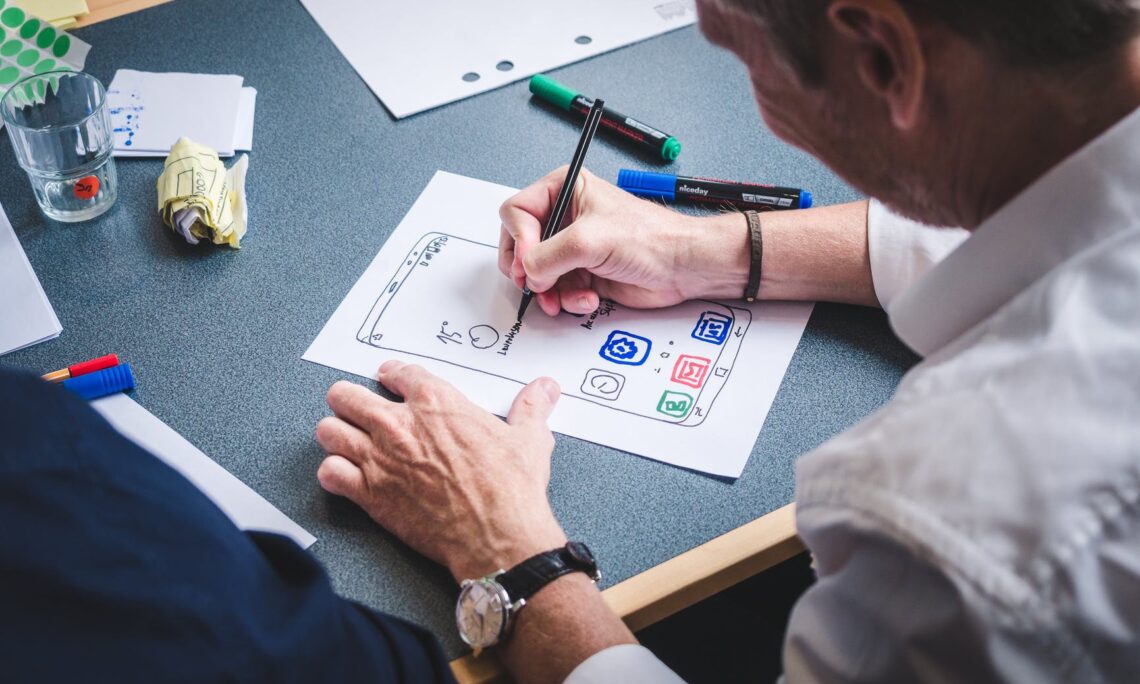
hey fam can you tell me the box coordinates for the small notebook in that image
[107,70,256,157]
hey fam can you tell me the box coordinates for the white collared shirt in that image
[566,105,1140,683]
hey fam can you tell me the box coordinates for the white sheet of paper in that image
[233,87,256,152]
[92,393,316,548]
[108,70,243,156]
[0,202,62,356]
[114,87,256,159]
[304,172,812,477]
[298,0,697,118]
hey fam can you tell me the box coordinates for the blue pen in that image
[617,169,812,211]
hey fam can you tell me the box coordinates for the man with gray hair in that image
[315,0,1140,681]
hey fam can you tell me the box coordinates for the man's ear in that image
[827,0,926,130]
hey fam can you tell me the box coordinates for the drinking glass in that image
[1,70,117,222]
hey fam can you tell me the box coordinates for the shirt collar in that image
[888,104,1140,357]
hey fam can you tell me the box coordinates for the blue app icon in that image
[691,311,732,345]
[599,330,652,366]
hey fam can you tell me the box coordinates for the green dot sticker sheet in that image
[0,0,90,95]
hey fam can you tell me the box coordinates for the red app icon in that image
[671,355,711,388]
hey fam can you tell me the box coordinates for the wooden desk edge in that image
[74,0,173,28]
[451,503,803,683]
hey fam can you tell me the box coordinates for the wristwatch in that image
[455,541,600,654]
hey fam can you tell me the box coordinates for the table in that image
[0,0,919,679]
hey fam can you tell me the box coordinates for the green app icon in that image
[656,390,694,419]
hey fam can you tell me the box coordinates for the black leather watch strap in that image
[497,542,600,602]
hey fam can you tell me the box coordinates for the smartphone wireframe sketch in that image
[356,232,751,426]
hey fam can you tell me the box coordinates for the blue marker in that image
[62,363,136,400]
[617,169,812,212]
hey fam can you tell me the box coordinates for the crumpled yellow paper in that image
[156,137,249,248]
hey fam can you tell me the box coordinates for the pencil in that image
[42,354,121,383]
[516,98,606,322]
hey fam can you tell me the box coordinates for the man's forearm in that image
[497,574,636,684]
[686,199,878,307]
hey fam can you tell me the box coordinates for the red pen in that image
[42,354,120,383]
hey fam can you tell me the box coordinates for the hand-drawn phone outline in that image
[356,232,752,427]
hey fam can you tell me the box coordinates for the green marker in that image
[529,74,681,162]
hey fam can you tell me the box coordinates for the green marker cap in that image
[661,137,681,161]
[529,74,579,111]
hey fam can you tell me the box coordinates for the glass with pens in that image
[1,70,117,222]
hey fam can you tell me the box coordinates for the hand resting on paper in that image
[315,360,567,583]
[499,166,752,317]
[315,361,638,683]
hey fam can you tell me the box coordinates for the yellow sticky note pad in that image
[11,0,89,23]
[157,138,249,248]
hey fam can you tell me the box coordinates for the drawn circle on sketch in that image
[0,38,19,57]
[468,325,500,350]
[19,17,37,39]
[0,65,17,84]
[36,26,55,49]
[589,375,620,395]
[462,72,480,82]
[1,7,24,29]
[33,58,55,74]
[16,47,37,66]
[496,61,513,72]
[73,175,99,200]
[575,35,592,45]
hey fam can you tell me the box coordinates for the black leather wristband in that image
[497,542,600,602]
[744,210,763,302]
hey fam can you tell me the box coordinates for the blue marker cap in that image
[617,169,677,202]
[800,190,813,209]
[62,363,135,400]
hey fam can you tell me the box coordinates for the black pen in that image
[516,98,606,322]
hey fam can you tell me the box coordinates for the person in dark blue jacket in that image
[0,368,455,683]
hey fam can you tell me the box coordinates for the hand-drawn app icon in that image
[468,325,500,349]
[656,390,694,419]
[581,369,626,401]
[691,311,732,345]
[671,355,711,388]
[598,331,652,366]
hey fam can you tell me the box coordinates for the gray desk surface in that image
[0,0,918,658]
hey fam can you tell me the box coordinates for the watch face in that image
[456,578,509,649]
[566,541,595,567]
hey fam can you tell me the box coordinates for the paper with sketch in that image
[93,394,316,548]
[298,0,697,118]
[107,70,245,156]
[305,172,812,478]
[0,202,61,356]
